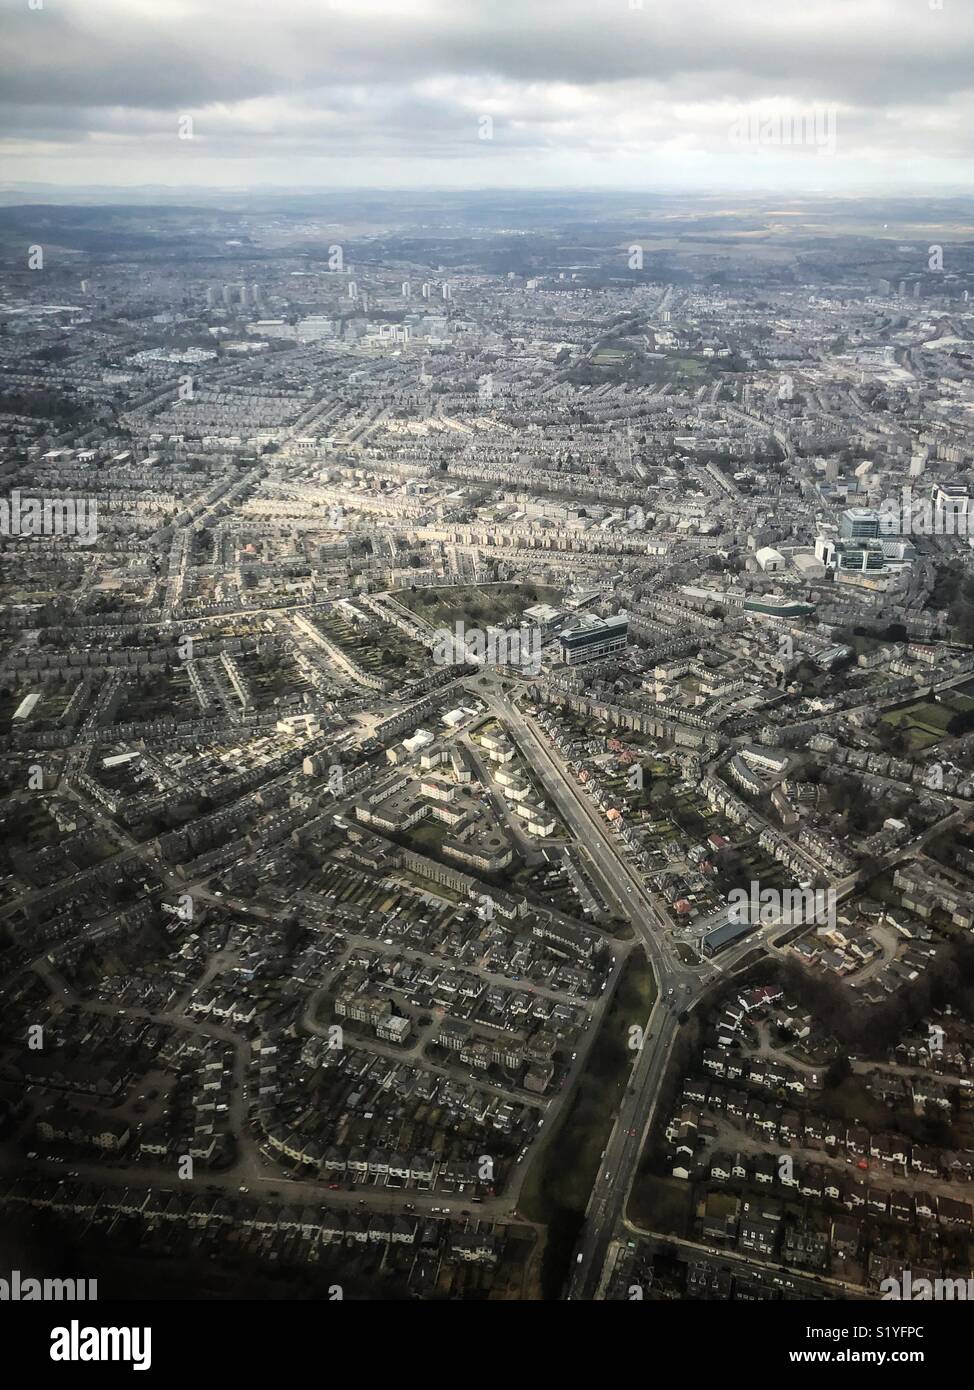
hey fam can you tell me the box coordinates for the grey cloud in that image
[1,0,972,185]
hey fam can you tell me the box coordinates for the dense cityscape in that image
[1,0,973,1361]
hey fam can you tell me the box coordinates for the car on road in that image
[238,1185,249,1193]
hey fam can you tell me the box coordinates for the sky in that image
[2,0,973,192]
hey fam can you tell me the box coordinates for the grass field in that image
[667,355,708,379]
[394,582,562,631]
[881,692,974,751]
[628,1173,694,1235]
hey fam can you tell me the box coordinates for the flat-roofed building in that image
[559,614,629,666]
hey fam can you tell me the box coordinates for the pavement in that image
[467,676,704,1296]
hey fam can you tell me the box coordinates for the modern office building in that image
[933,482,970,531]
[559,614,629,666]
[816,534,889,573]
[839,507,881,540]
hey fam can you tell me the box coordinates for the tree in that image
[824,1054,852,1088]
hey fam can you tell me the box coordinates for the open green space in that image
[628,1173,694,1235]
[518,948,656,1293]
[881,693,974,752]
[394,582,562,631]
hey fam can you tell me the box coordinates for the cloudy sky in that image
[2,0,973,191]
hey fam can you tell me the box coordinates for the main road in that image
[471,677,968,1297]
[468,676,702,1297]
